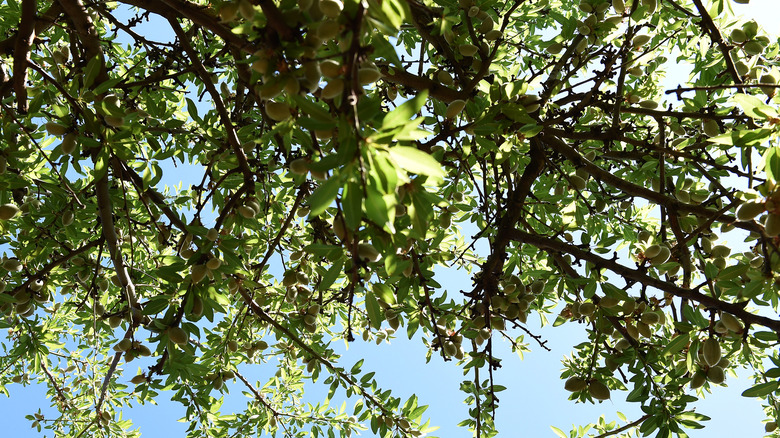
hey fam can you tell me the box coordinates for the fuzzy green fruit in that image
[45,122,68,136]
[766,213,780,236]
[588,380,610,400]
[564,376,588,392]
[736,201,765,221]
[445,100,466,119]
[265,101,292,122]
[702,337,722,367]
[701,119,720,137]
[357,243,380,262]
[0,204,20,220]
[458,44,478,57]
[167,326,189,345]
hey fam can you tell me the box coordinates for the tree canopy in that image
[1,0,780,436]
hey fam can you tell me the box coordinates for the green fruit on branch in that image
[167,326,189,345]
[588,380,611,400]
[760,73,777,97]
[632,34,651,48]
[265,101,292,121]
[564,376,588,392]
[702,337,722,367]
[318,0,343,18]
[190,264,208,284]
[130,374,147,385]
[690,370,707,389]
[706,365,725,384]
[720,313,743,333]
[458,44,478,57]
[736,200,765,221]
[357,243,381,262]
[702,119,720,137]
[0,204,20,220]
[206,257,222,270]
[765,213,780,236]
[61,133,77,155]
[650,246,670,265]
[358,67,383,85]
[113,338,133,352]
[320,78,344,99]
[445,100,466,119]
[46,122,68,136]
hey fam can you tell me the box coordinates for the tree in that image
[1,0,780,436]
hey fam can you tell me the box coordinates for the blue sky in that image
[2,1,780,436]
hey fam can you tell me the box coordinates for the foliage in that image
[1,0,780,436]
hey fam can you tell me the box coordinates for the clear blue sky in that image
[2,1,779,437]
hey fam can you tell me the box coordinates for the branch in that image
[167,18,255,189]
[690,0,742,84]
[506,228,780,332]
[13,0,37,113]
[539,133,759,234]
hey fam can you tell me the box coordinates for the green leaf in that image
[662,333,690,357]
[307,176,342,217]
[388,146,444,180]
[364,291,382,330]
[342,180,363,230]
[731,93,779,119]
[550,426,567,438]
[372,283,396,305]
[741,381,778,398]
[381,91,428,130]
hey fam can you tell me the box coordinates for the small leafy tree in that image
[1,0,780,436]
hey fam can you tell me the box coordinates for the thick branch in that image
[13,0,37,112]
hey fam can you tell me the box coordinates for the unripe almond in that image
[640,310,661,325]
[316,19,340,40]
[437,70,454,86]
[130,374,147,385]
[638,100,659,109]
[206,257,222,270]
[588,380,611,400]
[766,422,778,433]
[358,67,383,85]
[744,41,764,56]
[104,116,125,128]
[650,246,671,265]
[0,204,20,220]
[458,44,478,57]
[46,122,68,136]
[445,100,466,119]
[485,29,503,40]
[579,302,595,317]
[61,133,78,155]
[702,337,722,367]
[690,370,707,389]
[318,0,343,18]
[290,158,309,175]
[766,213,780,236]
[62,210,74,227]
[706,365,725,384]
[569,174,587,191]
[632,34,651,48]
[357,243,380,262]
[720,313,743,332]
[625,322,639,339]
[320,78,344,99]
[736,201,765,221]
[265,101,292,122]
[599,296,620,308]
[206,228,219,241]
[332,215,348,240]
[702,119,720,137]
[114,338,133,352]
[479,16,494,33]
[612,0,625,13]
[190,264,208,283]
[761,73,777,97]
[219,2,239,22]
[167,326,189,345]
[564,376,588,392]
